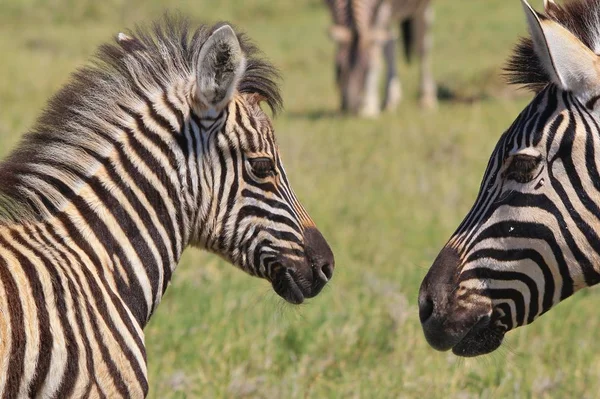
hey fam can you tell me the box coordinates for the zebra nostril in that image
[323,263,334,280]
[419,295,435,323]
[314,262,333,283]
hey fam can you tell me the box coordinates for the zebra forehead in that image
[505,0,600,92]
[231,96,275,137]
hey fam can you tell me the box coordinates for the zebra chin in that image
[450,318,506,357]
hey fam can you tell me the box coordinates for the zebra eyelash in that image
[248,157,276,179]
[502,154,543,184]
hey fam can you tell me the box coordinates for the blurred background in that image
[2,0,600,397]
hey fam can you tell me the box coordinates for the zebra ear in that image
[196,25,247,109]
[522,0,600,96]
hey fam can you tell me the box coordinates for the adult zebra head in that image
[6,19,334,314]
[419,0,600,356]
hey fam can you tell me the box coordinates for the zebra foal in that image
[324,0,437,116]
[419,0,600,357]
[0,17,334,397]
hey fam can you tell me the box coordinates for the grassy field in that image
[2,0,600,397]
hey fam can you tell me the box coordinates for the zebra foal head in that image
[419,0,600,356]
[186,25,335,304]
[13,19,335,307]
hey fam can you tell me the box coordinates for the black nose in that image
[419,294,434,323]
[418,247,498,353]
[418,247,461,316]
[304,226,335,287]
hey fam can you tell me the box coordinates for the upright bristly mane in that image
[505,0,600,92]
[0,15,282,224]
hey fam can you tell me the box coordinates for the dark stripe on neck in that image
[8,228,78,397]
[0,254,25,399]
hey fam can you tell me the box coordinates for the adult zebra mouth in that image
[450,316,505,357]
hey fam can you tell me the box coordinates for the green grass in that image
[1,0,600,397]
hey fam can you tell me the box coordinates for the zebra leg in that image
[383,37,401,112]
[416,2,437,109]
[360,45,383,118]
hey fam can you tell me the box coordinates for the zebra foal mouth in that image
[269,227,334,304]
[272,269,310,304]
[271,264,331,305]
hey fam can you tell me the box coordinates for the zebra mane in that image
[505,0,600,92]
[0,15,282,224]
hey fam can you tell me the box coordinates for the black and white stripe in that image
[0,17,334,397]
[419,0,600,357]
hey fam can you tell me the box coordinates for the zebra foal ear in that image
[521,0,600,97]
[196,24,247,109]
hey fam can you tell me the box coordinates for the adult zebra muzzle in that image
[418,247,503,356]
[271,227,334,304]
[419,292,504,357]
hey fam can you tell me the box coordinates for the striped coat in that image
[419,0,600,357]
[0,18,334,397]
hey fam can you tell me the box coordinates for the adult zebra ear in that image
[521,0,600,102]
[196,24,247,110]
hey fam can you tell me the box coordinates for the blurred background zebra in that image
[324,0,437,116]
[0,18,333,397]
[419,0,600,358]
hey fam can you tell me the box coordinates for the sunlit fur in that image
[420,0,600,357]
[0,17,333,397]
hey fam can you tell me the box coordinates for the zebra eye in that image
[249,157,276,179]
[502,154,542,183]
